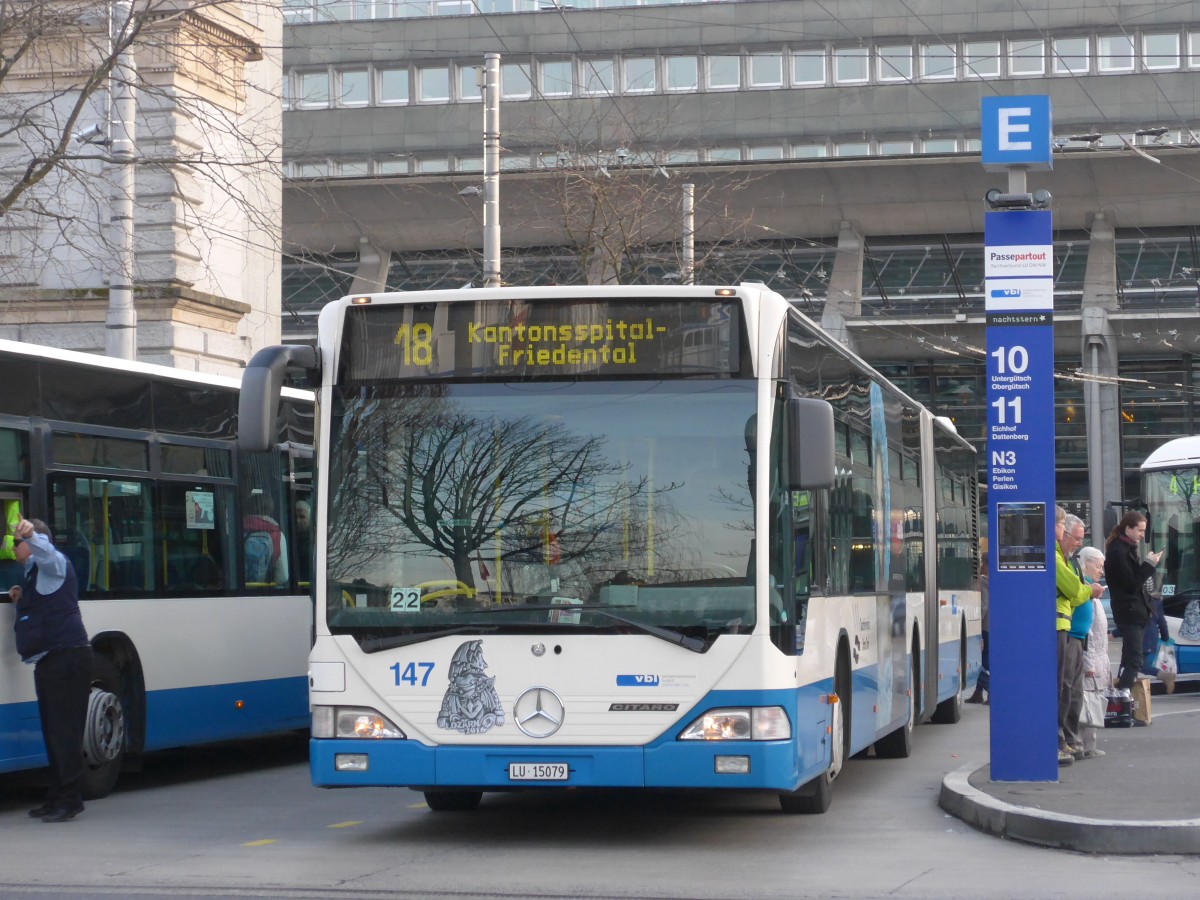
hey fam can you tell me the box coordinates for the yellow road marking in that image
[328,821,363,828]
[243,839,277,847]
[409,802,428,809]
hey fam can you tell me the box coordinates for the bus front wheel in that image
[80,655,127,800]
[779,652,848,814]
[423,790,482,812]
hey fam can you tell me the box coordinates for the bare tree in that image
[498,95,764,285]
[1,1,283,347]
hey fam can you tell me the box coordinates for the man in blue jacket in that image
[7,517,93,823]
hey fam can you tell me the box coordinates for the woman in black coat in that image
[1103,511,1162,691]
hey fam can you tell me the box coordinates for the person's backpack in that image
[244,531,275,583]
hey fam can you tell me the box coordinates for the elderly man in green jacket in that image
[1056,507,1103,766]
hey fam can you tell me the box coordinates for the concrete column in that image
[349,238,392,294]
[1080,213,1122,543]
[820,220,864,350]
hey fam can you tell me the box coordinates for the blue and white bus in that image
[240,284,980,813]
[1140,436,1200,673]
[0,339,314,798]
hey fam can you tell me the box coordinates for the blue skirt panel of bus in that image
[1177,644,1200,674]
[0,698,46,773]
[142,675,309,751]
[310,685,841,792]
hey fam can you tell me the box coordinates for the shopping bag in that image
[1131,678,1152,725]
[1156,642,1178,675]
[1081,690,1106,728]
[1105,691,1133,728]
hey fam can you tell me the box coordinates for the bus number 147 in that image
[391,661,435,686]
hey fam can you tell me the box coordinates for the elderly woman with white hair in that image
[1077,545,1111,759]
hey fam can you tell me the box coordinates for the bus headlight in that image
[312,706,406,739]
[678,707,791,741]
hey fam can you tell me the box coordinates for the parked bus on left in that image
[0,339,314,798]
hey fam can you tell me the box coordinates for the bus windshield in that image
[1144,465,1200,614]
[326,379,757,647]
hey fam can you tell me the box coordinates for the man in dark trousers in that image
[7,517,93,823]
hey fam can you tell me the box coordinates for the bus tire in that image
[423,790,482,812]
[80,655,127,800]
[931,630,966,724]
[779,647,849,814]
[874,644,917,759]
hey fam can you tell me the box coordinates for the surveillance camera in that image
[1031,188,1052,209]
[73,123,105,144]
[615,147,629,159]
[985,188,1042,210]
[457,185,482,198]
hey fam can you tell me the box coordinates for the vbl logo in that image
[616,674,660,686]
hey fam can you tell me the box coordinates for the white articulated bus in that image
[240,284,980,813]
[0,340,314,798]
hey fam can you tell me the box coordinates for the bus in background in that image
[1140,436,1200,673]
[240,285,980,814]
[0,339,314,798]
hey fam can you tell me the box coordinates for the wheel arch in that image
[90,631,146,756]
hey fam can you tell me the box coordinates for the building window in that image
[337,160,370,177]
[378,67,409,104]
[663,149,699,164]
[458,65,481,101]
[417,66,450,102]
[706,55,740,90]
[1097,35,1134,72]
[792,143,828,158]
[792,49,826,86]
[540,60,573,96]
[456,157,483,172]
[834,47,869,83]
[706,146,741,161]
[500,154,530,170]
[835,141,871,157]
[294,161,329,178]
[501,63,531,99]
[376,158,408,174]
[920,43,957,80]
[665,56,698,91]
[297,70,330,108]
[749,145,784,160]
[877,45,913,81]
[1052,37,1089,74]
[1190,32,1200,69]
[923,138,958,154]
[1009,39,1045,75]
[963,41,999,78]
[581,59,615,95]
[749,53,783,88]
[416,158,449,173]
[337,69,369,106]
[1142,33,1181,70]
[623,57,657,93]
[283,0,314,24]
[879,140,915,155]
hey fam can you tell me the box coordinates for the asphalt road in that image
[2,702,1200,899]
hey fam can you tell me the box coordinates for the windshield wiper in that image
[358,625,498,654]
[472,604,707,653]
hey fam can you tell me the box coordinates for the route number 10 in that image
[990,345,1028,374]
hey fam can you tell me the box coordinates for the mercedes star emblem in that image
[513,686,565,738]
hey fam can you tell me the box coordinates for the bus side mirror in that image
[787,397,835,491]
[239,345,319,452]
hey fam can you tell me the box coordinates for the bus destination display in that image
[341,298,745,381]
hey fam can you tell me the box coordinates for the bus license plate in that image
[508,762,569,781]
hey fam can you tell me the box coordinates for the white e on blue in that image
[980,95,1053,171]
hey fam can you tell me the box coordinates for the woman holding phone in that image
[1104,511,1162,693]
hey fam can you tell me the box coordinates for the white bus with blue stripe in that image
[240,285,980,813]
[0,339,314,798]
[1140,436,1200,673]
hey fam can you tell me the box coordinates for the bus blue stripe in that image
[143,676,309,750]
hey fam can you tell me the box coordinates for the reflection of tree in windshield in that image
[329,387,683,594]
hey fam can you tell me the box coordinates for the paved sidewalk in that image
[939,687,1200,854]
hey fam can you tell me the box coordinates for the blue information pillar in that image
[981,96,1058,782]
